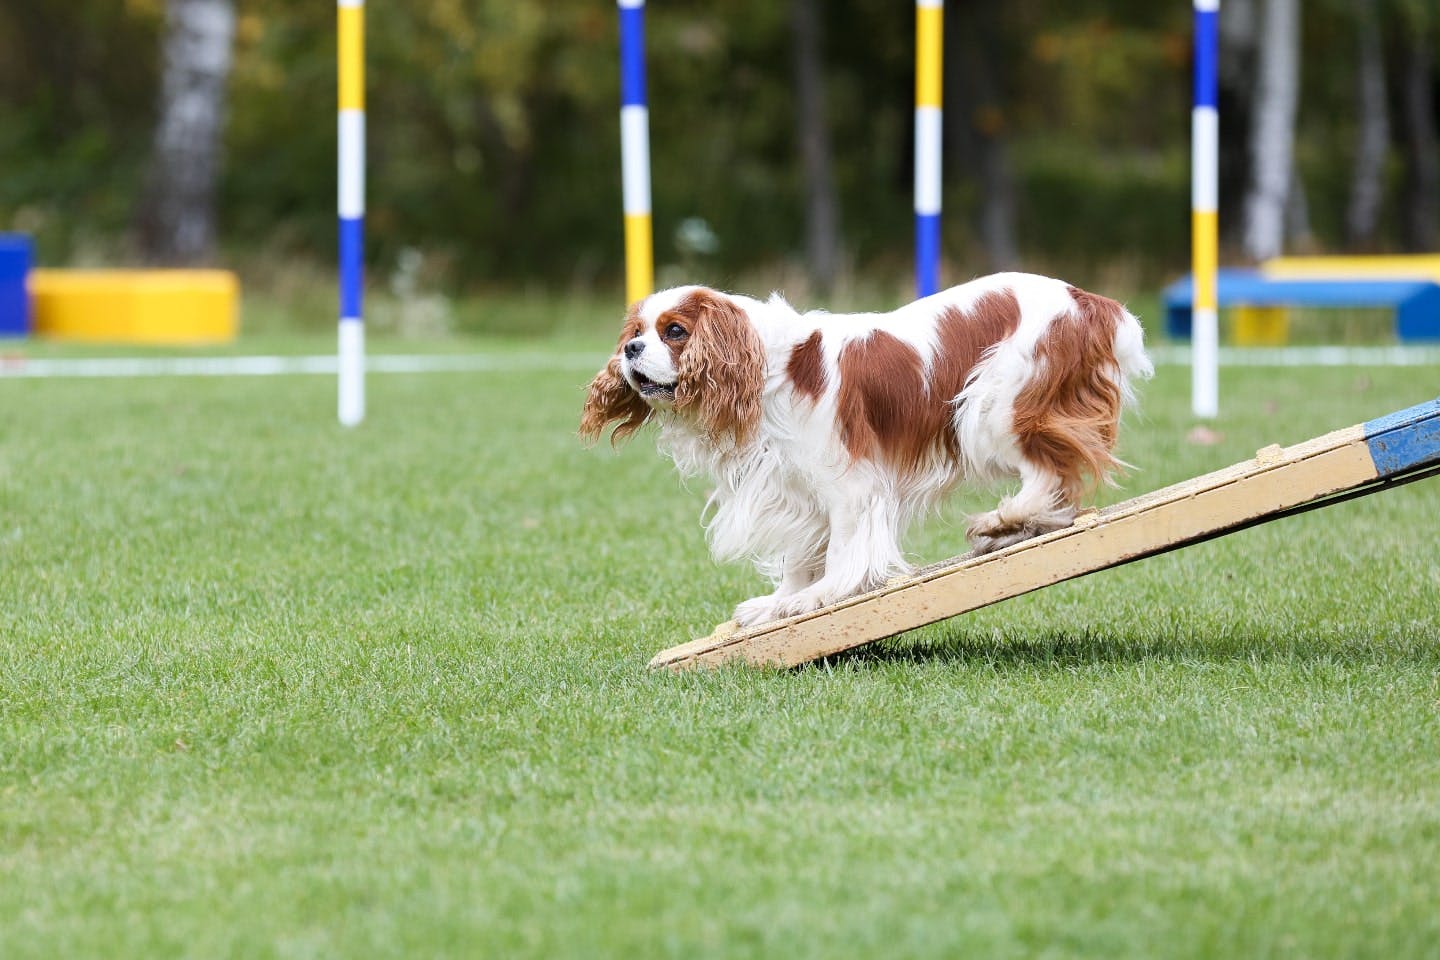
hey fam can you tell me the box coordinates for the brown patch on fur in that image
[836,332,928,470]
[1010,285,1126,503]
[835,290,1021,475]
[653,308,692,368]
[578,306,651,446]
[931,290,1024,448]
[670,289,765,447]
[786,330,826,401]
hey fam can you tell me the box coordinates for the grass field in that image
[2,333,1439,958]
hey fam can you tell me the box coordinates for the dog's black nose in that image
[623,338,645,360]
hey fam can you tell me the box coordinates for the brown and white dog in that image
[580,273,1152,627]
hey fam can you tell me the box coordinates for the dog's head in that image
[580,286,765,447]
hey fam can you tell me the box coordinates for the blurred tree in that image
[1244,0,1301,261]
[792,0,839,294]
[1397,1,1438,250]
[947,2,1017,271]
[1217,0,1258,253]
[1,1,1433,289]
[1345,0,1388,250]
[0,1,160,257]
[138,0,236,264]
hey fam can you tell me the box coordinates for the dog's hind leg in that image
[966,297,1131,556]
[966,461,1077,555]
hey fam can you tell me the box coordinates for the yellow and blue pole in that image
[338,0,365,426]
[1192,0,1220,418]
[619,0,653,305]
[914,0,943,298]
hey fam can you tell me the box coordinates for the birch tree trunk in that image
[138,0,236,265]
[1286,160,1314,250]
[792,0,839,295]
[1345,0,1389,250]
[1400,17,1439,250]
[1243,0,1300,261]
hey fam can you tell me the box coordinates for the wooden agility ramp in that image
[650,398,1440,671]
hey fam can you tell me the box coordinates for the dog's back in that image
[947,273,1151,552]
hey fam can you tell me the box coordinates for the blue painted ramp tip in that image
[1364,398,1440,478]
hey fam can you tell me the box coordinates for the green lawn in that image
[2,339,1438,958]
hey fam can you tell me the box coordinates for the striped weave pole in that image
[337,0,365,426]
[1191,0,1220,418]
[619,0,653,305]
[914,0,943,298]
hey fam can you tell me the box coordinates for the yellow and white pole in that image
[1192,0,1220,418]
[618,0,653,305]
[338,0,365,425]
[914,0,943,298]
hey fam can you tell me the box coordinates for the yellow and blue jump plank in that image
[1164,268,1440,343]
[1235,256,1440,346]
[1263,255,1440,283]
[651,397,1440,670]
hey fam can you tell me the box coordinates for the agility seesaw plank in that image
[650,398,1440,671]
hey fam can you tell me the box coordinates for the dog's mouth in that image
[630,370,676,400]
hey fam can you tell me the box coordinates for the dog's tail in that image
[1008,287,1152,503]
[1107,294,1155,404]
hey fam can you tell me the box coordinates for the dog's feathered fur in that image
[581,273,1152,627]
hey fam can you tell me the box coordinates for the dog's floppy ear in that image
[579,356,651,446]
[580,312,652,446]
[673,289,765,447]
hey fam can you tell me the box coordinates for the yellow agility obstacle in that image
[31,269,239,344]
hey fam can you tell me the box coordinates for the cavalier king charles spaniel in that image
[581,273,1152,627]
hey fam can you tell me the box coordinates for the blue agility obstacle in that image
[0,234,32,337]
[1164,268,1440,343]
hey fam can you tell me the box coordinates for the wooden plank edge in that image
[683,439,1381,669]
[648,421,1372,671]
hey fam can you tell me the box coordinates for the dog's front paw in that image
[774,586,851,619]
[734,594,783,628]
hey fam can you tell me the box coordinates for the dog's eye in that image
[663,323,688,340]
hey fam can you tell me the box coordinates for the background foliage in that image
[0,0,1435,297]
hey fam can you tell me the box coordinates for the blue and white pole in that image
[618,0,653,305]
[338,0,365,426]
[1192,0,1220,418]
[914,0,943,298]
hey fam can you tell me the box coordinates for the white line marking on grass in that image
[3,346,1438,380]
[1149,346,1440,367]
[0,353,606,379]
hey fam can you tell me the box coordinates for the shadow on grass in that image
[814,624,1440,672]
